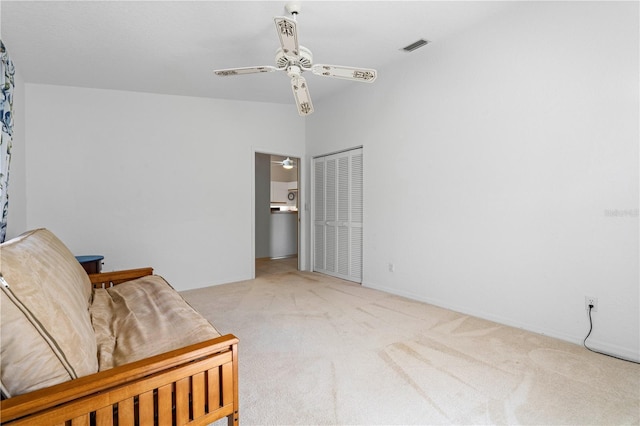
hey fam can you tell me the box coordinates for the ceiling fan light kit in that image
[213,3,377,116]
[272,157,296,169]
[282,157,295,169]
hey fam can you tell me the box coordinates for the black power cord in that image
[583,304,640,364]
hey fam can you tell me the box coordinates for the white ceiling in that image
[1,1,514,106]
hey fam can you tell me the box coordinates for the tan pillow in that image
[0,229,98,397]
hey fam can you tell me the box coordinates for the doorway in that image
[254,152,301,277]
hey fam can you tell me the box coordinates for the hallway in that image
[255,257,297,277]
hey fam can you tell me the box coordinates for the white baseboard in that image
[363,280,640,363]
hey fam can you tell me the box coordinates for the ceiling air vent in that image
[401,39,430,52]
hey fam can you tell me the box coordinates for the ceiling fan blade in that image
[291,76,314,116]
[214,66,281,76]
[274,16,300,59]
[309,64,377,83]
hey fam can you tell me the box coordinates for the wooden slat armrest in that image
[0,334,239,423]
[89,267,154,288]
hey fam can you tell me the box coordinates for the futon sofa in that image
[0,228,239,425]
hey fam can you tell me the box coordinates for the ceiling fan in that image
[272,157,296,169]
[213,2,377,116]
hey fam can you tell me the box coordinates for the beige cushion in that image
[0,229,98,397]
[91,275,220,370]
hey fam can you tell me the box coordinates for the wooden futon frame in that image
[0,269,239,426]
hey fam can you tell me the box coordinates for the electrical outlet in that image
[585,296,598,312]
[388,263,395,272]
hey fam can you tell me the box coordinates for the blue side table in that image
[75,255,104,274]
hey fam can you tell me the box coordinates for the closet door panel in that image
[312,148,363,283]
[314,224,325,271]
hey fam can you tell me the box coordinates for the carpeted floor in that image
[182,267,640,425]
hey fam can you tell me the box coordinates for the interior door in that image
[312,148,363,282]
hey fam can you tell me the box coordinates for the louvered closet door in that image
[313,148,363,283]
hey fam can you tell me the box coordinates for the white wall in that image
[25,84,304,290]
[306,2,639,360]
[270,181,297,204]
[5,61,26,240]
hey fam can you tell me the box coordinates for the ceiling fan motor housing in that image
[276,46,312,68]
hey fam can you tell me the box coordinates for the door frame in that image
[250,147,306,279]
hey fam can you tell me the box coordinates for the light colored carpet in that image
[182,270,640,425]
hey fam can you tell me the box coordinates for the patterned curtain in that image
[0,40,15,243]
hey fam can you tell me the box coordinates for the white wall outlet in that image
[388,263,395,272]
[585,296,598,312]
